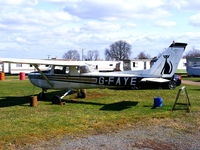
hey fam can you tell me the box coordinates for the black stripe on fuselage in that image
[28,75,139,87]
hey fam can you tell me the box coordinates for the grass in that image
[182,76,200,82]
[0,80,200,149]
[175,69,187,74]
[1,74,27,80]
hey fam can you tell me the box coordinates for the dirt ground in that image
[182,80,200,86]
[17,80,200,150]
[20,120,200,150]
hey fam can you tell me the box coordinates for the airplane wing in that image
[0,58,87,88]
[141,78,170,82]
[0,58,86,66]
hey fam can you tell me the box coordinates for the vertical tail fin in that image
[144,42,187,78]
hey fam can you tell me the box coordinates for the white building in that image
[177,58,186,70]
[0,58,186,74]
[0,63,50,74]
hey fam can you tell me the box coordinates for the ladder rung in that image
[175,103,188,106]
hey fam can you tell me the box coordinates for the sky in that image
[0,0,200,59]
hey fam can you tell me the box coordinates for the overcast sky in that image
[0,0,200,59]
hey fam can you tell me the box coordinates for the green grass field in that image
[175,69,187,74]
[0,80,200,149]
[1,74,27,80]
[183,76,200,82]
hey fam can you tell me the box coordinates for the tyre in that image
[77,89,87,98]
[37,92,45,100]
[168,81,177,89]
[131,85,140,90]
[52,96,62,104]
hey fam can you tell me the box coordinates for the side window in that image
[54,66,69,74]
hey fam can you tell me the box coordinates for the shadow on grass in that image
[0,96,31,107]
[0,97,139,111]
[190,89,200,91]
[65,100,138,111]
[0,90,65,107]
[0,90,139,111]
[64,99,104,106]
[100,101,138,111]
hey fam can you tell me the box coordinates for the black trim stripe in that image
[28,75,138,87]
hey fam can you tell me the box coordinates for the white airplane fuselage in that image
[0,42,187,91]
[27,42,188,90]
[28,71,141,90]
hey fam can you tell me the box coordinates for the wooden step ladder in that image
[172,86,191,112]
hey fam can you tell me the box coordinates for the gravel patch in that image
[21,124,200,150]
[182,80,200,86]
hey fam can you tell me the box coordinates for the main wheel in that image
[77,89,87,98]
[131,85,140,90]
[37,92,45,100]
[168,81,176,89]
[52,96,62,104]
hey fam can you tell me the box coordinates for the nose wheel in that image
[52,89,72,104]
[77,89,87,98]
[52,95,62,104]
[37,89,47,100]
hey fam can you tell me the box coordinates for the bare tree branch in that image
[184,48,200,58]
[63,50,80,60]
[86,50,99,60]
[105,40,132,61]
[136,51,150,59]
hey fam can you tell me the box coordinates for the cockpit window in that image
[54,66,69,74]
[52,65,90,75]
[80,65,90,73]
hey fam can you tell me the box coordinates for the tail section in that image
[144,42,187,78]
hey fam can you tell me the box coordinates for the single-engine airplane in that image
[0,42,187,103]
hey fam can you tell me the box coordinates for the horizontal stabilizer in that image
[141,78,170,83]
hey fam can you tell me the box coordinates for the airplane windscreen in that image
[52,65,90,75]
[80,65,90,73]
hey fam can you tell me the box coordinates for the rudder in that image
[144,42,187,78]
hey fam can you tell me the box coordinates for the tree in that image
[136,51,150,59]
[105,40,131,61]
[183,48,200,58]
[63,50,80,60]
[86,50,99,60]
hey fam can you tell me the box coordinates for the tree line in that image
[63,40,200,60]
[63,50,99,61]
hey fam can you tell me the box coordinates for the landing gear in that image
[168,81,177,89]
[52,89,72,104]
[131,85,140,90]
[52,95,62,104]
[77,89,87,98]
[37,89,47,100]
